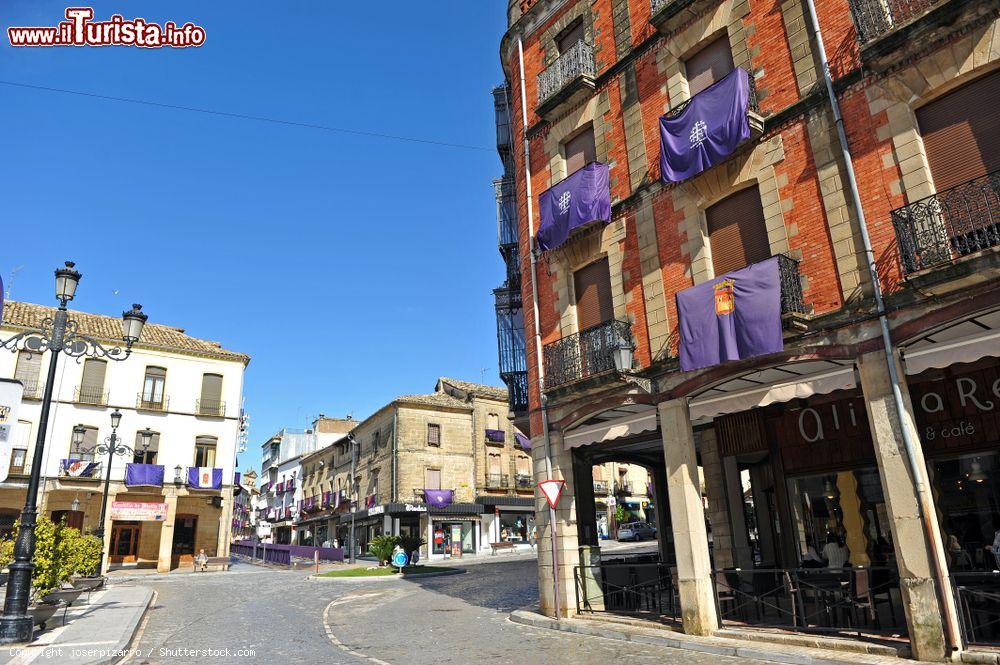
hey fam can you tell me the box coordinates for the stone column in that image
[156,490,179,573]
[533,430,578,618]
[571,448,598,547]
[100,489,118,574]
[217,492,233,557]
[650,465,673,564]
[658,398,718,636]
[857,349,953,661]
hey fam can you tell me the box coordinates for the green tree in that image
[397,534,426,559]
[0,516,103,600]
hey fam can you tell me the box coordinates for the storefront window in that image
[432,521,475,554]
[499,512,530,543]
[786,468,892,569]
[931,453,1000,571]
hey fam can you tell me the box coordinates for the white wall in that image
[0,324,246,487]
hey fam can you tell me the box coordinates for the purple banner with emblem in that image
[537,162,611,252]
[659,68,751,183]
[187,467,223,489]
[125,463,164,487]
[676,256,783,372]
[423,489,454,509]
[514,431,531,451]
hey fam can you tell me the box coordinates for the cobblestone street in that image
[126,559,771,665]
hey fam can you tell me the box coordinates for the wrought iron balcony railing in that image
[515,474,533,489]
[486,473,509,490]
[537,41,596,108]
[892,171,1000,274]
[665,67,759,120]
[543,319,633,390]
[74,385,108,406]
[502,370,529,413]
[593,480,609,495]
[136,393,169,412]
[196,398,226,417]
[848,0,940,45]
[496,176,518,249]
[777,254,807,315]
[18,379,43,401]
[615,480,633,495]
[493,84,514,153]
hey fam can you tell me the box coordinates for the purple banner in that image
[514,432,531,451]
[125,463,164,487]
[659,68,751,183]
[676,256,783,372]
[423,489,454,509]
[537,162,611,252]
[485,429,505,443]
[187,467,223,489]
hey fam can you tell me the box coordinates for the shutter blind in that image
[706,186,771,276]
[564,127,596,176]
[916,69,1000,192]
[685,35,735,96]
[558,19,585,53]
[427,424,440,446]
[425,468,441,490]
[81,359,106,391]
[574,257,614,331]
[200,374,223,402]
[489,454,502,474]
[14,352,40,388]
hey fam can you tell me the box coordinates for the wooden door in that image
[110,522,141,563]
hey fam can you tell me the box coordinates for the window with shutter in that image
[14,351,42,397]
[79,359,107,404]
[142,367,167,407]
[515,455,531,476]
[135,431,160,464]
[563,126,596,177]
[195,436,217,467]
[916,69,1000,192]
[427,423,441,447]
[685,35,735,96]
[706,186,771,276]
[425,468,441,490]
[557,18,585,54]
[574,257,614,331]
[71,426,99,462]
[199,373,223,415]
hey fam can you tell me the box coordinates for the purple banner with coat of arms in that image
[676,256,783,372]
[537,162,611,252]
[423,489,454,509]
[659,68,751,183]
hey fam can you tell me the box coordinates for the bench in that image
[195,556,231,572]
[489,542,516,555]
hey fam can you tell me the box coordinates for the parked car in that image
[617,522,656,541]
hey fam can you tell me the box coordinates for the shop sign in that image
[0,380,24,484]
[110,501,168,521]
[402,504,426,512]
[368,505,385,516]
[910,363,1000,453]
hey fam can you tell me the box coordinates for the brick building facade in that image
[497,0,1000,658]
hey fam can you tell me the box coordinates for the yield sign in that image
[538,479,566,509]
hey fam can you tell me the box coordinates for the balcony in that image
[615,481,633,495]
[493,84,514,153]
[19,379,43,401]
[485,429,506,446]
[486,473,509,490]
[502,370,529,414]
[125,463,164,487]
[74,385,108,406]
[650,0,718,34]
[543,319,633,390]
[136,394,169,412]
[196,398,226,417]
[848,0,991,70]
[59,459,102,479]
[892,171,1000,283]
[536,41,596,120]
[515,474,533,489]
[593,480,609,495]
[777,254,808,320]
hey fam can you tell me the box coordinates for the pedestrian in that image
[822,533,849,568]
[195,548,209,572]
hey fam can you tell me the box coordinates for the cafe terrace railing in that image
[232,540,345,566]
[953,571,1000,648]
[574,562,680,622]
[712,567,905,636]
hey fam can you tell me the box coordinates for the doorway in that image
[110,521,141,563]
[171,514,197,568]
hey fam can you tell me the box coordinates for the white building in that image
[0,300,249,572]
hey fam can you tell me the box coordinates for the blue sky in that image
[0,1,508,472]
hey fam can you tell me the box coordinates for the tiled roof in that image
[395,392,472,411]
[436,377,508,401]
[2,300,249,364]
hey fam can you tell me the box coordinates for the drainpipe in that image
[803,0,961,652]
[517,36,562,620]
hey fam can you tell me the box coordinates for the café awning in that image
[564,404,658,449]
[903,310,1000,375]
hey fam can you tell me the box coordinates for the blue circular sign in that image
[391,550,409,568]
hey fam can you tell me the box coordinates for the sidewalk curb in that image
[309,568,465,582]
[507,610,909,665]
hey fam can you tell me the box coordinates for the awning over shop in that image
[564,404,657,449]
[427,502,482,516]
[688,360,855,421]
[903,311,1000,375]
[476,495,534,508]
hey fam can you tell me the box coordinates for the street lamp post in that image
[83,415,153,577]
[0,262,147,645]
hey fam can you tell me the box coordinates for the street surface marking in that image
[323,598,392,665]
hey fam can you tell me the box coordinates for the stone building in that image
[498,0,1000,659]
[0,300,248,572]
[231,468,257,542]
